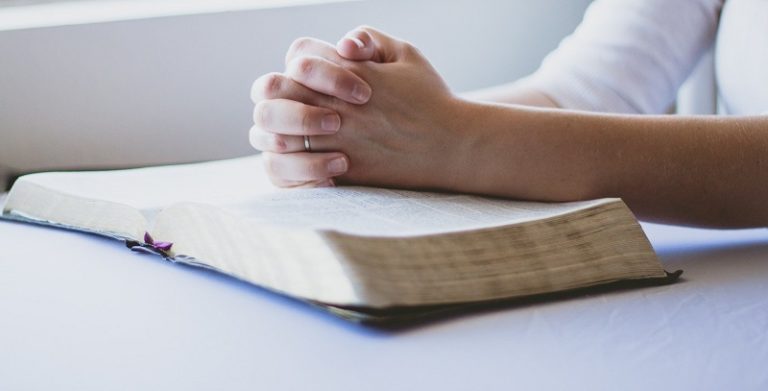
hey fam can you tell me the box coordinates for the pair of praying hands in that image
[249,26,467,191]
[248,26,768,229]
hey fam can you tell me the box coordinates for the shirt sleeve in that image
[521,0,724,114]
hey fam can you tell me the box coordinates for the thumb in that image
[336,26,404,63]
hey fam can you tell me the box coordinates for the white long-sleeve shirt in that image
[525,0,768,115]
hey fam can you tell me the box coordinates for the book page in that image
[9,155,615,237]
[11,155,275,219]
[2,156,274,239]
[223,187,614,237]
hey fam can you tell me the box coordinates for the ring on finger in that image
[303,135,312,152]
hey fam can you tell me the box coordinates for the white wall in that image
[0,0,591,184]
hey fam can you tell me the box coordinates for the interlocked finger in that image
[286,55,371,104]
[250,125,339,153]
[250,72,332,107]
[262,151,349,182]
[253,98,341,136]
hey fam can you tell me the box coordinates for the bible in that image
[1,156,678,323]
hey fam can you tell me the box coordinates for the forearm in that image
[452,100,768,227]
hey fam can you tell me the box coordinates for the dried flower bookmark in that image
[143,232,173,252]
[126,232,174,258]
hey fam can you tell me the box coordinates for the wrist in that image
[439,100,602,200]
[439,96,487,193]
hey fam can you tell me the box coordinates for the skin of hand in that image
[250,27,469,191]
[252,26,768,228]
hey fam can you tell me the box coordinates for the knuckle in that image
[295,56,315,78]
[258,72,283,99]
[270,134,288,153]
[288,37,313,56]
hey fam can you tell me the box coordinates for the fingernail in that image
[328,157,348,175]
[351,83,371,103]
[321,113,341,132]
[347,36,365,49]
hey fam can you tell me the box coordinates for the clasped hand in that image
[250,26,469,190]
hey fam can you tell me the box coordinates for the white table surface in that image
[1,218,767,391]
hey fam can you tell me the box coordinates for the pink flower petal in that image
[154,242,173,252]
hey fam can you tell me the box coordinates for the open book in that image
[1,156,678,323]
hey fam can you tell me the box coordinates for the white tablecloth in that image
[0,219,766,390]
